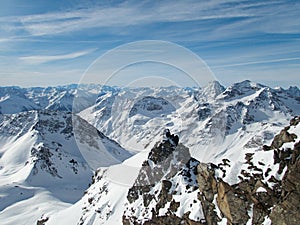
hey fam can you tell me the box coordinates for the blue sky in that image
[0,0,299,88]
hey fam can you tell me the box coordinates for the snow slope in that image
[0,80,299,225]
[0,110,131,224]
[78,80,299,161]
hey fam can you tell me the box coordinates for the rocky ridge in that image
[122,116,300,225]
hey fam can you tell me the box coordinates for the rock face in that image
[123,116,300,225]
[195,163,219,225]
[123,131,205,224]
[196,116,300,225]
[129,96,176,118]
[212,116,300,225]
[269,117,300,225]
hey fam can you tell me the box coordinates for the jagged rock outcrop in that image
[269,118,300,225]
[123,116,300,225]
[200,116,299,225]
[196,163,219,225]
[211,116,299,225]
[123,131,205,224]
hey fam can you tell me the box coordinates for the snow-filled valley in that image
[0,80,299,225]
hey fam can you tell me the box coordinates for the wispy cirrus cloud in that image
[0,0,257,37]
[19,49,96,64]
[8,0,297,46]
[1,0,298,42]
[212,57,300,68]
[0,0,299,88]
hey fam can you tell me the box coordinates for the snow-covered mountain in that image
[79,80,299,161]
[0,110,131,224]
[0,84,102,114]
[0,80,299,225]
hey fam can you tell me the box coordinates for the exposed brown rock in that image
[270,128,297,150]
[269,141,300,225]
[217,181,250,225]
[123,117,300,225]
[196,163,219,225]
[290,116,300,126]
[141,212,205,225]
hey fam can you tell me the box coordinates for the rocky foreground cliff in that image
[122,116,300,225]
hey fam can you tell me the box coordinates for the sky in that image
[0,0,299,88]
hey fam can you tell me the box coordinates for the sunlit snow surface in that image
[0,110,131,224]
[0,80,299,224]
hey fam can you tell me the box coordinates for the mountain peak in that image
[198,80,225,101]
[205,80,225,91]
[124,131,201,224]
[233,80,266,90]
[221,80,266,100]
[287,86,300,97]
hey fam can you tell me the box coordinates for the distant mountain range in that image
[0,80,299,225]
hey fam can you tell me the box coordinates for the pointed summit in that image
[197,80,225,101]
[204,80,226,95]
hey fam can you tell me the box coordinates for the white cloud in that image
[0,0,298,41]
[1,1,299,88]
[5,0,254,36]
[0,0,298,40]
[212,57,300,68]
[19,49,96,64]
